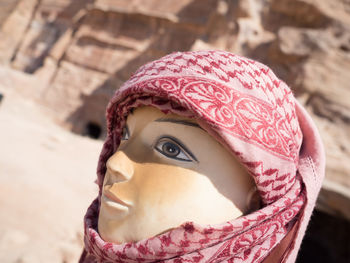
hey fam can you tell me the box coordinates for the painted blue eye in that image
[155,137,197,162]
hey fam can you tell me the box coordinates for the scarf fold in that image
[81,51,325,263]
[84,180,303,262]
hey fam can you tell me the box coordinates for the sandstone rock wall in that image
[1,0,350,220]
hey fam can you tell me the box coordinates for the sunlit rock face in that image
[1,0,350,262]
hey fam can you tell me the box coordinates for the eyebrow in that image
[155,118,203,129]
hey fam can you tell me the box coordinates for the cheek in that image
[132,164,242,225]
[133,164,207,206]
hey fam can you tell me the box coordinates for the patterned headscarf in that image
[80,50,325,263]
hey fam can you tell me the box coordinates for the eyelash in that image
[121,126,129,141]
[120,126,197,162]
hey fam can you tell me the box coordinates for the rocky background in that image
[0,0,349,262]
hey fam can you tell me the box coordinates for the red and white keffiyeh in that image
[80,50,325,263]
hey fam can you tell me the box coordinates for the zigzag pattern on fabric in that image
[243,160,295,203]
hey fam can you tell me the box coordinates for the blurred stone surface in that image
[0,77,101,263]
[1,0,350,261]
[0,0,21,27]
[0,0,38,65]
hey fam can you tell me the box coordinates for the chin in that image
[97,216,121,244]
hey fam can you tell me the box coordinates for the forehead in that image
[126,106,197,125]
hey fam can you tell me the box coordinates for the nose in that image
[105,151,134,183]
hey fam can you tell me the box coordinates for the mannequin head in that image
[98,106,257,244]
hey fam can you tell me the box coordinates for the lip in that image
[102,195,129,213]
[102,188,132,209]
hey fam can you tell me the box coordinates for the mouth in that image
[102,188,132,211]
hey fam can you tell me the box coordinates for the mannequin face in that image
[98,106,255,244]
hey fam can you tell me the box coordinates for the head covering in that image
[80,50,325,262]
